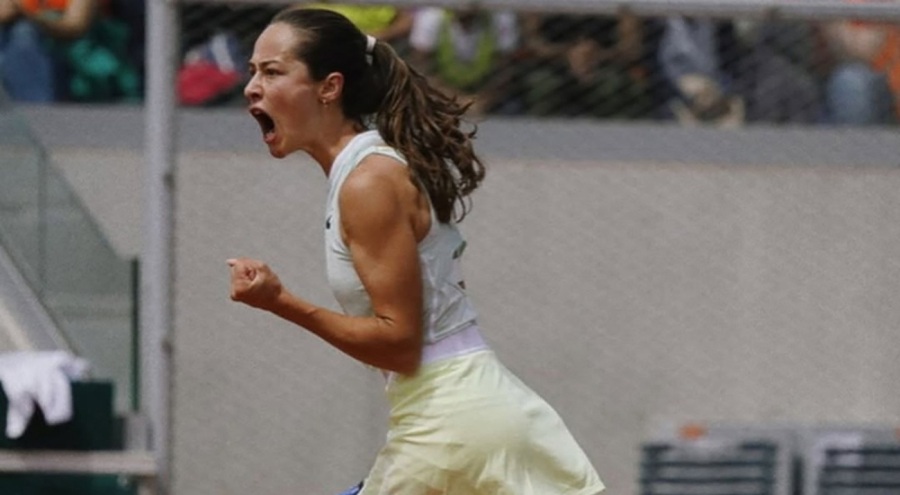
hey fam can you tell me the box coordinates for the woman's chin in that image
[266,141,290,159]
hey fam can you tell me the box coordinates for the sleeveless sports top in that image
[324,130,479,345]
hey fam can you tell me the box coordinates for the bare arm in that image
[520,13,567,59]
[0,0,19,24]
[23,0,96,39]
[615,9,644,65]
[372,9,414,42]
[229,156,424,375]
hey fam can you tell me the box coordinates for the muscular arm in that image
[230,156,424,375]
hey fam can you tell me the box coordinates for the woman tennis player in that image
[227,7,605,494]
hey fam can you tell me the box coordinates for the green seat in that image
[0,381,135,495]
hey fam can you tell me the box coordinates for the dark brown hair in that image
[270,7,485,223]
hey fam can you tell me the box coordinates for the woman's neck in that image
[308,121,367,177]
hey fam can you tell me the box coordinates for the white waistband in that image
[384,323,488,384]
[421,323,488,365]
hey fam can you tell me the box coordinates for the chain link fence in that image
[175,2,900,126]
[158,2,900,495]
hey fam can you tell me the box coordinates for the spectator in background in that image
[0,0,140,102]
[871,26,900,120]
[304,3,414,49]
[109,0,144,100]
[657,16,745,126]
[732,18,825,124]
[822,14,898,125]
[519,9,654,119]
[409,6,521,116]
[0,0,95,101]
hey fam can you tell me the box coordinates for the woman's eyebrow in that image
[248,59,279,70]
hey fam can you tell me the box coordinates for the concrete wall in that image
[22,106,900,495]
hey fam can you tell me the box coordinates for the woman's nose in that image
[244,74,261,101]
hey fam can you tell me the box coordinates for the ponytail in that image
[369,41,486,224]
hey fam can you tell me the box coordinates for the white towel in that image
[0,351,90,439]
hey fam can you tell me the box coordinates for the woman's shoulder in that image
[350,152,409,186]
[350,130,407,165]
[338,155,418,232]
[341,151,414,208]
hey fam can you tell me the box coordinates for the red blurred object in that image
[177,61,242,106]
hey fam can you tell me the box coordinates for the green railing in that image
[0,92,139,414]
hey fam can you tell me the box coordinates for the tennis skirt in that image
[359,350,605,495]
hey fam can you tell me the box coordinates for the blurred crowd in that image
[0,0,144,102]
[1,0,898,127]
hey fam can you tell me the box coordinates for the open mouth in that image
[249,108,276,143]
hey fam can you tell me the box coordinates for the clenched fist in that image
[227,257,284,312]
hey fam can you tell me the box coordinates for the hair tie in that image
[365,35,376,65]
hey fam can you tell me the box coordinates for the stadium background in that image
[4,0,900,494]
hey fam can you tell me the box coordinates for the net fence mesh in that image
[176,2,900,125]
[166,2,900,495]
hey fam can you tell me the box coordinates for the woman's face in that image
[245,22,322,158]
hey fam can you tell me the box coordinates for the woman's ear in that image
[319,72,345,105]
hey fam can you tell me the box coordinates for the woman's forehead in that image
[251,23,303,62]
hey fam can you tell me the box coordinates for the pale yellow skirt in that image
[360,350,605,495]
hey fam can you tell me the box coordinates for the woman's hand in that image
[227,257,284,312]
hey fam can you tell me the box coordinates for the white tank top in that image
[324,130,480,346]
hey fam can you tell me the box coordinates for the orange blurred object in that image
[871,28,900,118]
[679,423,708,440]
[18,0,70,14]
